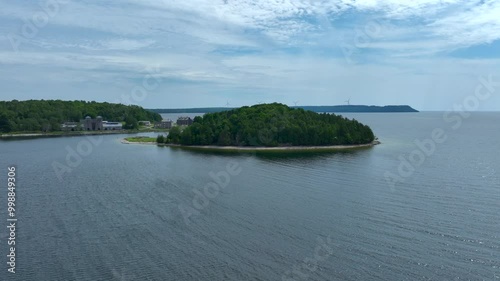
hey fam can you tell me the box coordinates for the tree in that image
[124,115,138,130]
[156,135,165,143]
[166,103,375,147]
[217,129,231,146]
[166,126,181,143]
[181,128,193,145]
[0,100,162,132]
[0,112,12,133]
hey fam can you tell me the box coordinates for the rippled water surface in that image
[0,112,499,280]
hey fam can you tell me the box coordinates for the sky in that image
[0,0,499,110]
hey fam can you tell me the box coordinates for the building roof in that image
[103,123,122,127]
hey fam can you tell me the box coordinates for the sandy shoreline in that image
[121,139,380,151]
[1,131,145,139]
[0,133,47,137]
[0,129,169,139]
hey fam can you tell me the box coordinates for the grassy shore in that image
[122,136,157,144]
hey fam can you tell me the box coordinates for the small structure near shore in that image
[102,121,122,130]
[81,116,103,130]
[177,117,193,126]
[61,122,81,131]
[155,120,173,129]
[64,116,123,131]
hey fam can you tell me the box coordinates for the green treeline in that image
[163,103,375,146]
[0,100,162,133]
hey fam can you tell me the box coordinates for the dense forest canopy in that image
[165,103,375,147]
[0,100,162,133]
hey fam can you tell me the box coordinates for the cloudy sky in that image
[0,0,499,110]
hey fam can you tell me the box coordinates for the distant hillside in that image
[0,100,162,133]
[297,105,419,113]
[149,105,418,114]
[149,107,232,113]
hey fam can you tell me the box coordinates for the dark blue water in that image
[0,112,499,280]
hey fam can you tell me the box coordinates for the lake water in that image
[0,112,499,281]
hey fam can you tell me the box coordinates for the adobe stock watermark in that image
[178,161,242,225]
[52,65,163,181]
[111,267,134,281]
[112,64,162,105]
[385,74,499,189]
[8,0,68,52]
[340,19,384,64]
[150,108,304,226]
[282,235,335,281]
[175,114,287,226]
[52,135,104,181]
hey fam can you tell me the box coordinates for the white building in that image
[79,116,123,131]
[102,121,123,130]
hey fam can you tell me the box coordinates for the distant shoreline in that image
[150,105,418,114]
[121,138,381,151]
[0,129,168,139]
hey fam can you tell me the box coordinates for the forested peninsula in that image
[162,103,375,147]
[0,100,162,133]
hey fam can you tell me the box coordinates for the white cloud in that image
[3,0,500,51]
[0,0,500,109]
[99,39,155,50]
[429,0,500,47]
